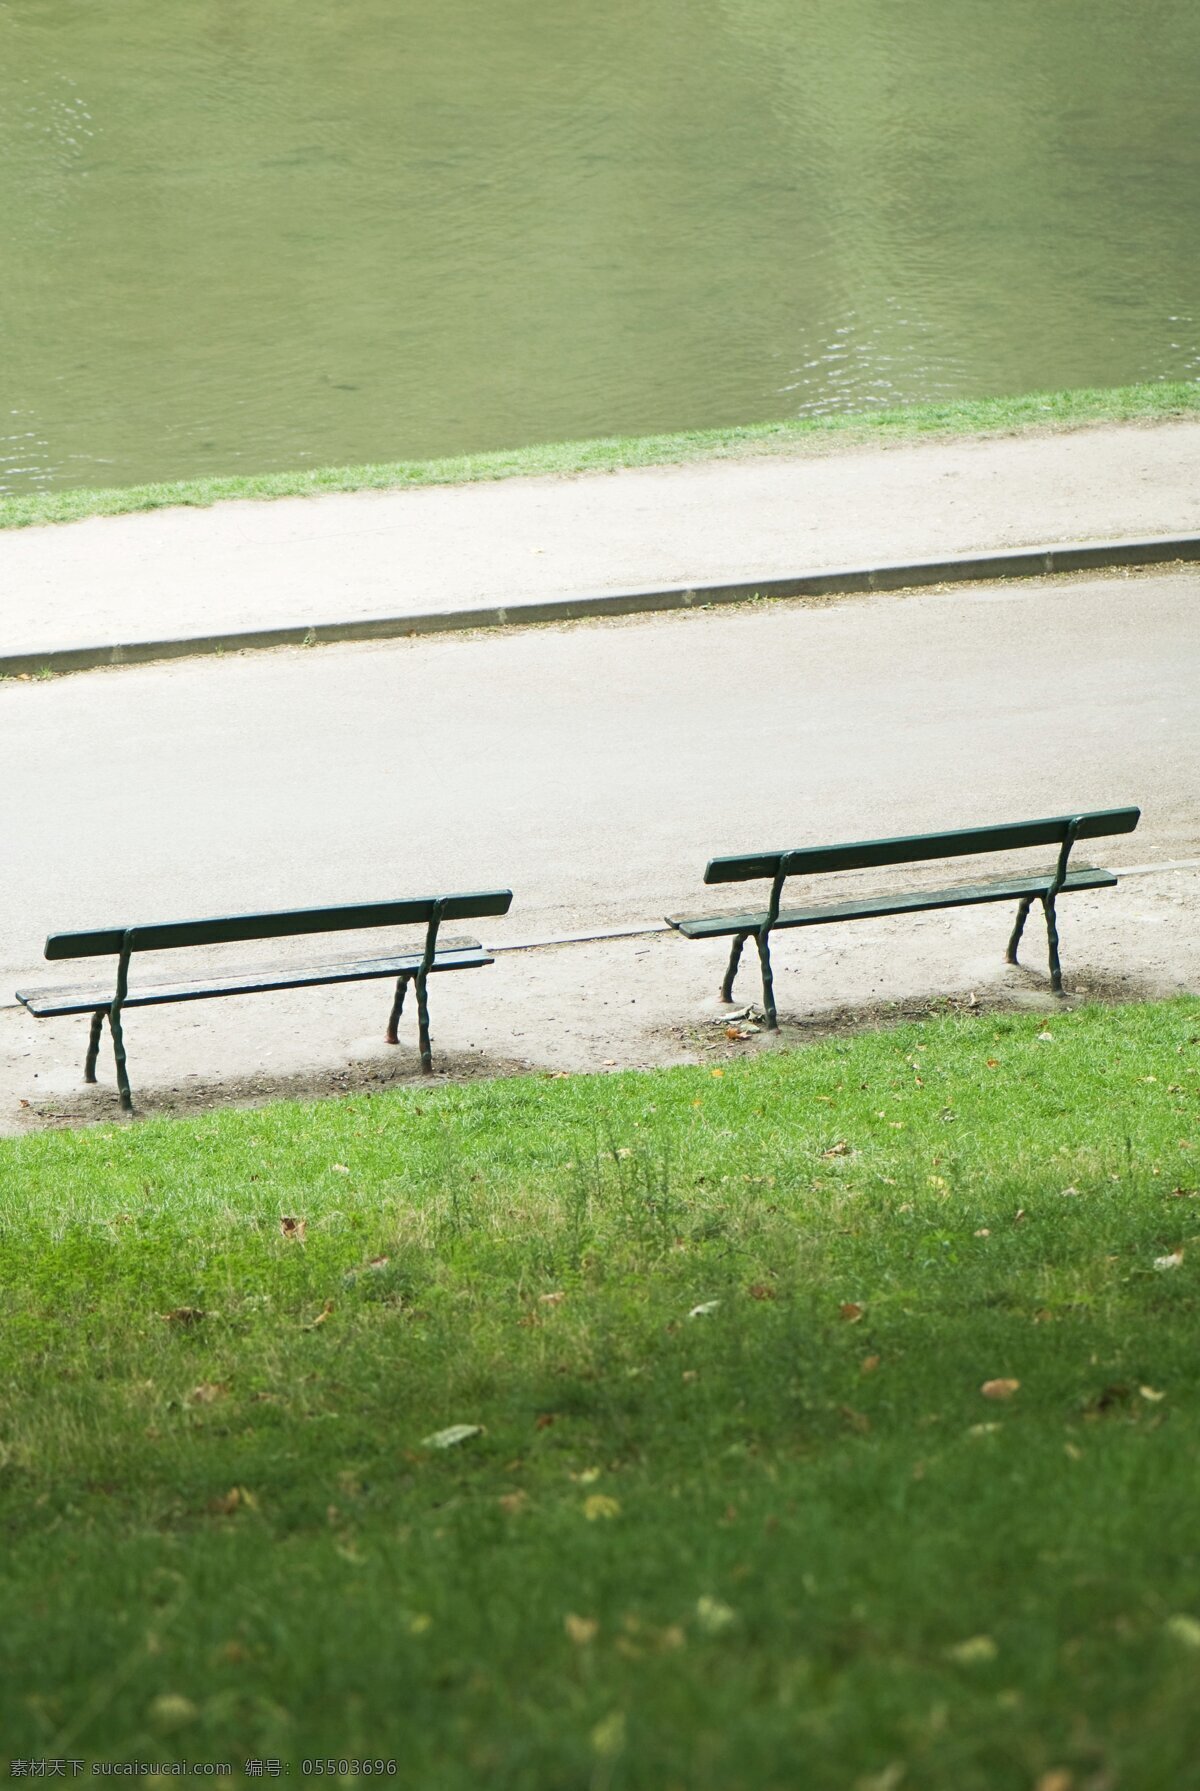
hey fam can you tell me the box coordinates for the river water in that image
[2,0,1198,495]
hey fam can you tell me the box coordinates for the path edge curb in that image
[4,532,1198,680]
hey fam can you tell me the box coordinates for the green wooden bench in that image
[16,889,513,1111]
[667,808,1139,1029]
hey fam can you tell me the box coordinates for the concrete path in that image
[2,564,1197,1128]
[4,421,1200,659]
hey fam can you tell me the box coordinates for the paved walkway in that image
[4,421,1200,658]
[3,564,1198,1127]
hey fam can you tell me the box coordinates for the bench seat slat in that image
[668,867,1117,940]
[17,940,491,1018]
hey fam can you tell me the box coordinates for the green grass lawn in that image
[2,999,1199,1787]
[2,380,1197,531]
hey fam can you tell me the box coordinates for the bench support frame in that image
[83,931,137,1111]
[1004,819,1079,994]
[386,899,446,1072]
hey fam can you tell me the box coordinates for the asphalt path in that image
[5,422,1200,658]
[2,565,1198,1117]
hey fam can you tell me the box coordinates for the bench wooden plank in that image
[669,867,1118,939]
[44,890,513,960]
[17,940,491,1018]
[704,807,1140,884]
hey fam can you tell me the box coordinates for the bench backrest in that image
[44,890,513,960]
[704,808,1140,886]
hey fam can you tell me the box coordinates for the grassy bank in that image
[2,380,1198,532]
[2,998,1199,1784]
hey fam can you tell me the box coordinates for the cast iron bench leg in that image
[386,974,409,1045]
[415,971,433,1073]
[1041,893,1064,994]
[721,931,750,1002]
[109,1005,133,1111]
[84,1008,105,1083]
[756,930,778,1031]
[1005,897,1033,965]
[109,933,135,1112]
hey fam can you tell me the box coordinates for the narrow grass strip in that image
[1,998,1199,1783]
[2,379,1198,531]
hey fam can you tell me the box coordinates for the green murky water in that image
[2,0,1198,495]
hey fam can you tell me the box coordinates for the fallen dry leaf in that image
[342,1255,391,1285]
[564,1613,599,1645]
[161,1307,204,1325]
[583,1494,621,1521]
[208,1485,258,1516]
[538,1291,566,1306]
[861,1354,881,1374]
[840,1404,871,1434]
[498,1490,528,1516]
[1034,1771,1074,1791]
[422,1424,483,1449]
[148,1693,199,1731]
[279,1216,307,1241]
[946,1633,997,1665]
[748,1284,776,1301]
[307,1298,334,1329]
[534,1413,558,1430]
[330,1163,350,1175]
[590,1712,626,1758]
[839,1301,865,1323]
[981,1378,1020,1401]
[1165,1613,1200,1649]
[189,1382,227,1406]
[695,1595,736,1635]
[822,1139,851,1158]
